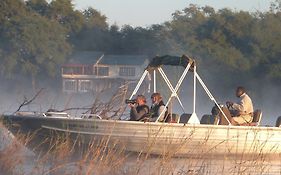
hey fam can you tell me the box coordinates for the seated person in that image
[149,92,169,122]
[128,95,149,121]
[225,86,254,125]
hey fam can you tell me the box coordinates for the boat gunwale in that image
[4,114,281,132]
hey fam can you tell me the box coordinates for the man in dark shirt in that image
[149,92,167,122]
[129,95,149,121]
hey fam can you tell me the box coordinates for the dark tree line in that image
[0,0,281,92]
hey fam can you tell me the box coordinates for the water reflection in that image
[0,146,280,174]
[124,154,281,175]
[1,123,280,175]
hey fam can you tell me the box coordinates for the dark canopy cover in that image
[145,55,194,71]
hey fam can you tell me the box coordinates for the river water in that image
[0,126,280,175]
[0,152,280,175]
[1,112,281,175]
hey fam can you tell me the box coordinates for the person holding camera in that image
[128,95,149,121]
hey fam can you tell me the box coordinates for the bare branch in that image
[14,88,44,113]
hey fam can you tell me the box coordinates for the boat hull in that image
[1,114,281,158]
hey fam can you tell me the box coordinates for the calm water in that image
[1,153,280,175]
[0,130,280,175]
[1,117,281,175]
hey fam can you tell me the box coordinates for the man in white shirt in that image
[226,86,254,125]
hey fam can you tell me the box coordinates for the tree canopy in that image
[0,0,281,92]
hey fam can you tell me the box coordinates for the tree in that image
[47,0,84,34]
[26,0,49,16]
[0,0,71,89]
[82,8,108,29]
[270,0,281,13]
[71,8,108,51]
[253,11,281,82]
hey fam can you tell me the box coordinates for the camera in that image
[125,99,137,104]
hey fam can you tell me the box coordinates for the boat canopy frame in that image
[129,55,231,125]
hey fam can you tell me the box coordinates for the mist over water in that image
[0,82,87,115]
[0,2,281,174]
[0,72,281,175]
[156,66,281,126]
[0,66,280,126]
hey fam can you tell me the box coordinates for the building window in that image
[119,67,136,76]
[79,80,92,92]
[63,80,77,92]
[83,66,93,75]
[62,66,83,74]
[94,66,109,76]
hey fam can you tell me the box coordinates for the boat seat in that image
[168,113,180,123]
[275,116,281,127]
[200,114,218,125]
[218,106,233,125]
[179,113,192,123]
[252,109,262,126]
[240,109,262,126]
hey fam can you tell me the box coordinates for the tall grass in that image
[0,85,280,175]
[0,123,33,175]
[0,123,280,175]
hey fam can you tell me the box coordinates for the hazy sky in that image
[72,0,271,27]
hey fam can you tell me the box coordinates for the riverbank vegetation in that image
[0,122,280,175]
[0,0,281,91]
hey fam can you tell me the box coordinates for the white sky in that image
[72,0,271,27]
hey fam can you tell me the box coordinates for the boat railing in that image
[80,114,102,119]
[43,112,70,118]
[15,111,42,116]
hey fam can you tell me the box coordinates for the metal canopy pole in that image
[155,63,192,122]
[188,65,200,124]
[195,72,231,125]
[129,70,148,99]
[193,65,196,114]
[147,72,151,93]
[153,70,156,93]
[158,68,185,112]
[174,62,191,93]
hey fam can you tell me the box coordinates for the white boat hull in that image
[2,114,281,158]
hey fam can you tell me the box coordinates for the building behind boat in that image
[61,51,149,93]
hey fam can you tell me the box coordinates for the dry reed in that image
[1,122,281,175]
[1,85,280,175]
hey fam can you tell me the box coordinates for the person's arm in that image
[232,98,246,114]
[131,107,148,121]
